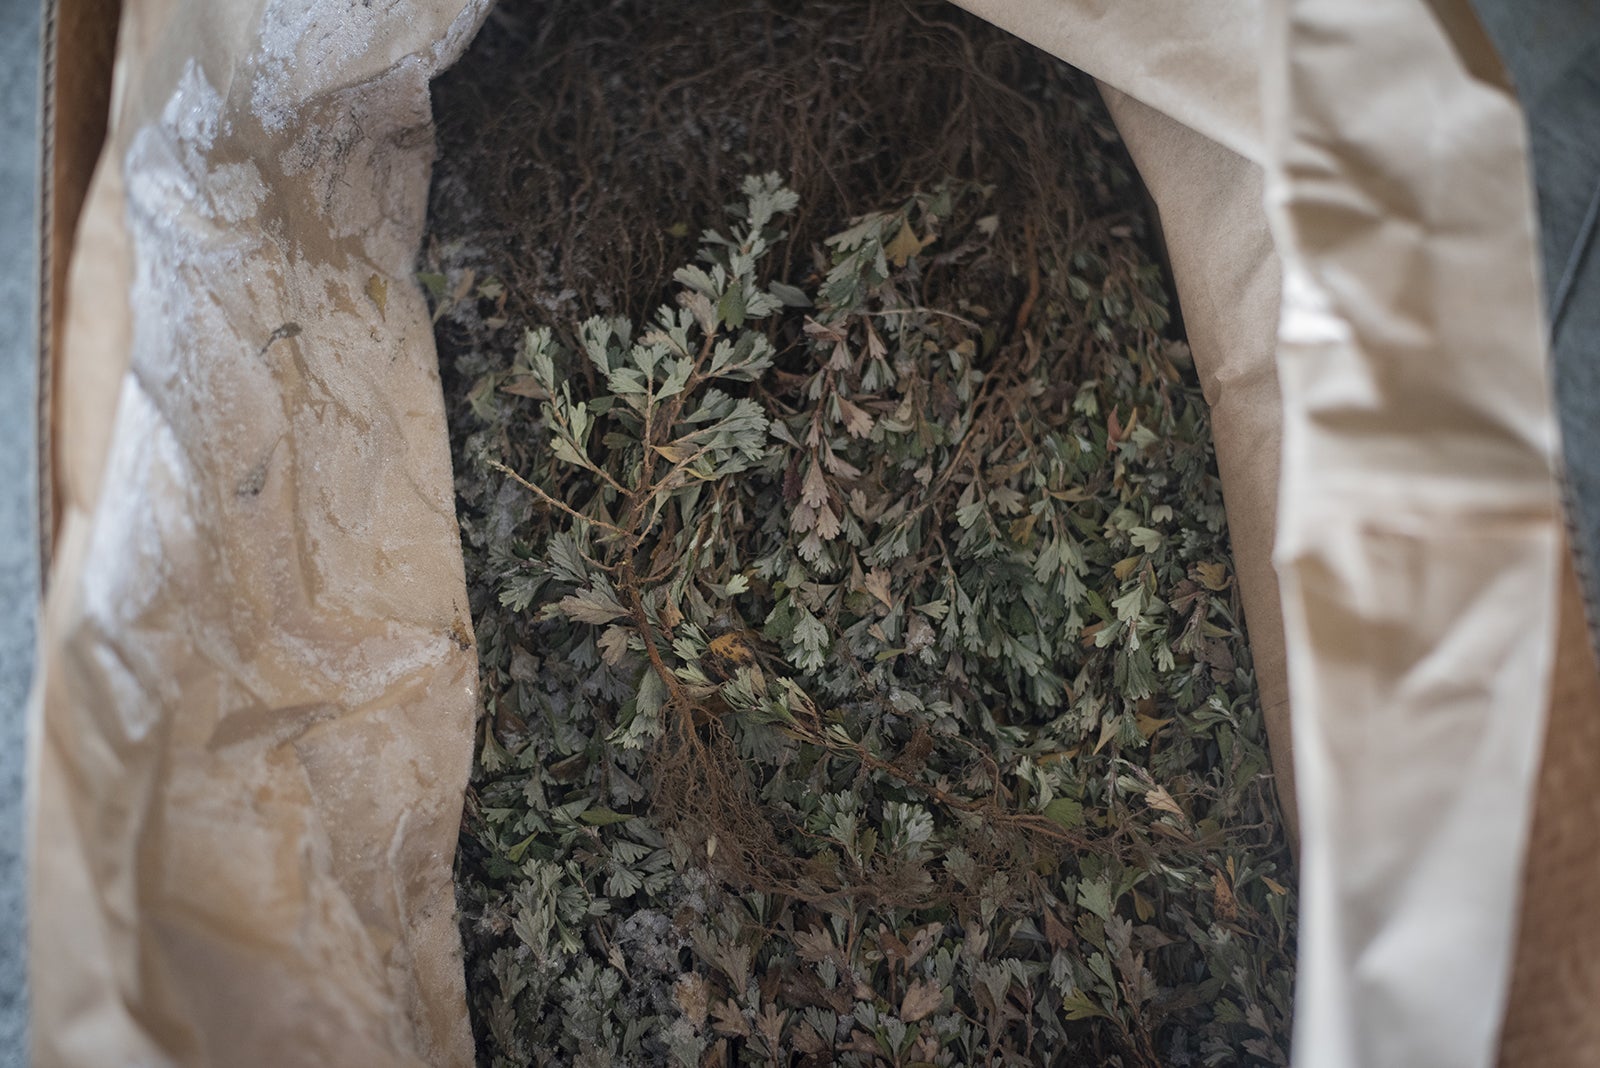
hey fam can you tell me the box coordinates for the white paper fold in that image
[1262,3,1560,1065]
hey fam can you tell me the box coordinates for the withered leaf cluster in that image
[444,179,1293,1066]
[428,4,1295,1065]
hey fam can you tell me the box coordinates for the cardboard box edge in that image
[38,0,120,591]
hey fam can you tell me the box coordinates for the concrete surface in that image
[1473,4,1600,631]
[0,0,40,1062]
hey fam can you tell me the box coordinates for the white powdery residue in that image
[249,0,383,133]
[275,620,449,712]
[160,59,222,152]
[125,60,267,419]
[211,161,269,224]
[79,377,197,742]
[128,60,218,213]
[430,0,495,69]
[125,59,266,272]
[108,58,278,736]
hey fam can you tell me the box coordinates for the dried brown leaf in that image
[710,998,749,1038]
[900,979,944,1023]
[597,625,631,666]
[837,396,874,438]
[862,567,895,610]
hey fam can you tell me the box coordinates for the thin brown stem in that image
[490,460,631,540]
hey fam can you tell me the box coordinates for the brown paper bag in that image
[33,0,491,1063]
[32,0,1594,1065]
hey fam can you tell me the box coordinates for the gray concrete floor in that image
[0,0,39,1063]
[1474,5,1600,628]
[0,4,1591,1067]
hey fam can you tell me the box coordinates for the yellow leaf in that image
[1195,561,1231,591]
[1135,714,1172,740]
[1092,715,1120,755]
[1113,555,1142,580]
[652,442,695,463]
[1151,821,1194,843]
[597,625,631,666]
[1145,784,1184,816]
[1133,888,1155,922]
[885,219,930,267]
[1009,513,1038,546]
[792,1021,828,1055]
[801,461,829,510]
[500,375,548,399]
[450,267,476,305]
[865,323,886,360]
[814,502,841,540]
[673,974,709,1029]
[710,996,747,1037]
[556,590,626,624]
[1262,876,1288,896]
[365,273,388,317]
[1212,870,1240,922]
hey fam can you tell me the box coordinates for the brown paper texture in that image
[1095,85,1297,842]
[950,0,1264,166]
[1497,548,1600,1068]
[31,0,1585,1065]
[32,0,489,1063]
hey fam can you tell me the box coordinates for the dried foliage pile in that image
[425,2,1296,1065]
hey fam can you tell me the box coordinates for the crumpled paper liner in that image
[951,0,1299,844]
[32,0,489,1064]
[961,4,1585,1066]
[1095,84,1296,842]
[1263,4,1562,1065]
[31,0,1594,1065]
